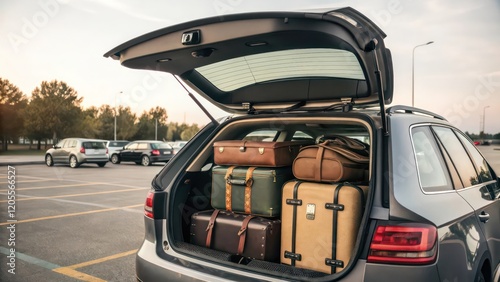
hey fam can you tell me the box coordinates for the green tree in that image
[166,122,183,141]
[0,78,27,150]
[180,124,200,140]
[96,104,114,140]
[79,106,101,138]
[24,80,82,149]
[116,106,137,140]
[134,107,168,140]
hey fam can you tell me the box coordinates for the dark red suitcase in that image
[190,210,281,262]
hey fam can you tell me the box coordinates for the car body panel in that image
[45,138,108,167]
[104,6,500,282]
[107,140,129,159]
[118,140,174,164]
[104,7,393,114]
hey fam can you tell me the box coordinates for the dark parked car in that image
[105,7,500,282]
[45,138,108,168]
[112,140,174,166]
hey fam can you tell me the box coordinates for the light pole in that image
[114,91,122,141]
[482,106,490,140]
[412,41,434,107]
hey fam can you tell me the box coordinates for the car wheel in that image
[475,270,486,282]
[45,154,54,167]
[111,154,120,164]
[97,162,106,167]
[69,155,80,168]
[141,155,151,166]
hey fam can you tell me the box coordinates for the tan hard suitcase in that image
[280,181,367,274]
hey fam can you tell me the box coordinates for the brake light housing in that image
[151,149,160,156]
[80,146,85,153]
[368,222,437,265]
[144,191,154,218]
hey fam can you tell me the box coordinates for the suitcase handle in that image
[226,176,253,187]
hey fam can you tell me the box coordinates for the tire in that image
[97,162,106,167]
[69,155,80,168]
[111,154,120,164]
[45,154,54,167]
[475,270,486,282]
[141,155,151,166]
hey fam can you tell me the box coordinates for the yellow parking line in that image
[3,183,96,191]
[52,249,137,282]
[0,182,146,192]
[0,188,144,202]
[52,267,106,282]
[68,249,138,269]
[0,204,143,226]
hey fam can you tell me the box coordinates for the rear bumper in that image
[150,155,172,162]
[136,240,235,282]
[80,157,109,163]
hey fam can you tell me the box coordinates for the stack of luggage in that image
[190,136,369,273]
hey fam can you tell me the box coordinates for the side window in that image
[243,130,278,142]
[56,140,66,148]
[411,127,452,192]
[455,131,493,182]
[125,143,138,150]
[68,140,77,148]
[292,131,314,142]
[137,143,148,150]
[432,127,480,187]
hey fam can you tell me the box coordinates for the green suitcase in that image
[211,166,293,217]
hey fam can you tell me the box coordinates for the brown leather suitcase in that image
[292,140,369,182]
[190,210,281,262]
[211,165,292,217]
[213,140,312,167]
[280,181,367,274]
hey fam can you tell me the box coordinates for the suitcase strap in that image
[237,215,255,255]
[314,147,325,182]
[244,167,256,214]
[284,181,303,266]
[205,209,220,248]
[224,166,256,213]
[224,166,236,211]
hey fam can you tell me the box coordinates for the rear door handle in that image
[478,211,490,223]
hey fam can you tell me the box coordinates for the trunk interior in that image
[166,116,374,279]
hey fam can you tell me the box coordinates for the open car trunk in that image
[105,7,392,280]
[161,114,376,280]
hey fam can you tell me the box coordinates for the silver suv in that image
[105,7,500,282]
[45,138,108,168]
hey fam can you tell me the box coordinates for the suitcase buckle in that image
[325,203,344,211]
[325,259,344,268]
[237,227,247,236]
[284,251,302,261]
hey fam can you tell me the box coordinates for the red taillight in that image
[144,191,154,218]
[106,148,108,154]
[368,223,437,265]
[80,146,85,153]
[151,149,160,156]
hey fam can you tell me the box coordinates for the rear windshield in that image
[83,142,106,149]
[151,143,172,149]
[196,48,365,91]
[108,141,129,147]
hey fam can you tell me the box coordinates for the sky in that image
[1,0,500,134]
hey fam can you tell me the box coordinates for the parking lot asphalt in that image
[0,146,499,282]
[0,162,164,282]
